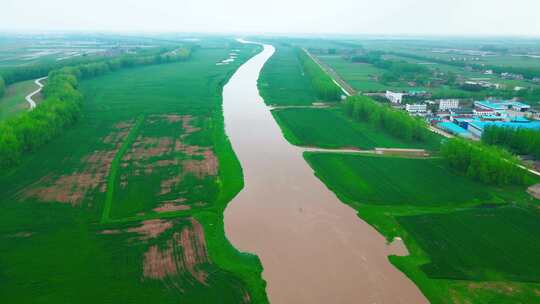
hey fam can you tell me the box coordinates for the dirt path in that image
[26,76,47,110]
[223,41,428,304]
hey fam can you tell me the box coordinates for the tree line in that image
[344,95,431,142]
[297,49,342,101]
[440,138,529,185]
[0,47,191,168]
[483,126,540,159]
[0,46,189,86]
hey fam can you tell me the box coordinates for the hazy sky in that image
[2,0,540,36]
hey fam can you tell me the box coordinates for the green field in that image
[258,44,317,106]
[272,107,441,150]
[0,42,268,303]
[398,206,540,282]
[0,79,37,120]
[304,153,493,206]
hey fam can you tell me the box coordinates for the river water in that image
[223,43,428,304]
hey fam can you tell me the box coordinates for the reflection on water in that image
[223,42,428,304]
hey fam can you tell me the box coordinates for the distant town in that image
[383,90,540,139]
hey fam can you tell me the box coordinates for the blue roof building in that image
[437,122,473,138]
[474,100,531,113]
[468,119,540,137]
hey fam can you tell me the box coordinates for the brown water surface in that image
[223,42,428,304]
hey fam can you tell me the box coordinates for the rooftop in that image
[437,122,472,137]
[475,100,531,110]
[469,119,540,131]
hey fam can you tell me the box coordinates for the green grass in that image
[304,153,492,206]
[272,107,441,150]
[0,42,268,303]
[258,44,317,106]
[0,79,37,120]
[398,206,540,282]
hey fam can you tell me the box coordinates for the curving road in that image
[25,76,47,110]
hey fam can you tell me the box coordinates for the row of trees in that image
[0,47,191,168]
[48,47,191,82]
[0,47,190,86]
[297,49,342,101]
[440,138,529,185]
[483,126,540,159]
[344,95,431,142]
[0,68,82,167]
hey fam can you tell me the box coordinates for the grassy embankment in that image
[258,44,318,106]
[0,42,268,303]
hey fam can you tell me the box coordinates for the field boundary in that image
[100,114,145,223]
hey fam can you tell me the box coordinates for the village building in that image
[385,91,405,104]
[405,103,427,116]
[438,99,460,111]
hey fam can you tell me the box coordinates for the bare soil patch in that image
[127,137,174,161]
[182,150,218,178]
[119,115,218,199]
[160,175,182,195]
[153,203,191,213]
[100,229,122,235]
[153,198,190,213]
[129,219,173,240]
[142,218,209,283]
[22,121,134,205]
[143,243,177,279]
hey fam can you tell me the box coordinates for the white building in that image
[406,103,427,116]
[438,99,460,111]
[385,91,405,104]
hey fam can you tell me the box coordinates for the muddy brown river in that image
[223,42,428,304]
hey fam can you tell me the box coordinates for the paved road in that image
[25,76,47,110]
